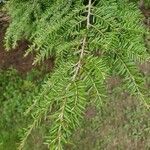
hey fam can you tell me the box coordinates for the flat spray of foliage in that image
[4,0,150,149]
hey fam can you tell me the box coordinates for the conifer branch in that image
[4,0,150,149]
[72,0,92,80]
[115,53,149,108]
[18,120,37,150]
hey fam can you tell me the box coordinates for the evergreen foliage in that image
[3,0,150,149]
[0,69,44,149]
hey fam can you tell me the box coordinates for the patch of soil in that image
[0,16,54,74]
[141,7,150,26]
[85,105,97,119]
